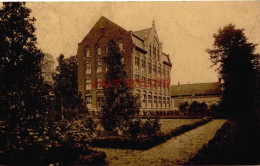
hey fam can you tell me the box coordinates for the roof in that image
[171,82,221,97]
[132,28,152,41]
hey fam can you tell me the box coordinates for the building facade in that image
[171,82,222,111]
[77,16,172,115]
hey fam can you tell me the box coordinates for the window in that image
[142,58,146,72]
[153,47,156,60]
[142,94,146,108]
[148,62,151,74]
[85,47,90,57]
[85,76,91,90]
[96,47,101,55]
[119,43,123,51]
[154,96,157,108]
[86,96,92,109]
[148,95,152,108]
[96,57,102,73]
[163,97,166,107]
[167,97,170,108]
[85,63,91,74]
[163,69,166,78]
[158,64,161,77]
[135,54,140,69]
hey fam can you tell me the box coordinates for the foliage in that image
[53,54,86,119]
[0,3,53,162]
[207,24,259,118]
[100,40,141,132]
[0,3,97,164]
[188,101,208,116]
[186,120,260,165]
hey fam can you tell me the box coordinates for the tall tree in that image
[53,54,85,119]
[0,2,50,128]
[207,24,259,119]
[100,40,140,132]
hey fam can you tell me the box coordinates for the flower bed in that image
[91,118,212,150]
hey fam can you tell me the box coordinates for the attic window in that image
[101,27,105,33]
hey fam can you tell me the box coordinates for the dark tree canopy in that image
[100,40,141,132]
[207,24,259,118]
[53,54,85,119]
[0,2,50,128]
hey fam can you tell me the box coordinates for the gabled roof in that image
[81,16,128,44]
[132,28,152,41]
[171,82,221,97]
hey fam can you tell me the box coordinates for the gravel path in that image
[94,119,227,166]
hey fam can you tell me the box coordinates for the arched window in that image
[85,46,90,58]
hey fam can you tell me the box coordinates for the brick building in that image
[77,16,172,115]
[171,82,222,111]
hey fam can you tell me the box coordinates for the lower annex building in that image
[77,16,172,115]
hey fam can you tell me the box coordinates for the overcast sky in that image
[26,2,260,85]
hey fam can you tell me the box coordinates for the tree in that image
[0,2,52,129]
[53,54,85,120]
[0,2,54,162]
[207,24,259,119]
[100,40,141,132]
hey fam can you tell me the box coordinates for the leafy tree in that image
[53,54,86,120]
[207,24,259,119]
[100,40,141,132]
[0,1,52,132]
[0,2,54,163]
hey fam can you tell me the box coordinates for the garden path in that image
[94,119,227,166]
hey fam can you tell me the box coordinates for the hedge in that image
[91,118,212,150]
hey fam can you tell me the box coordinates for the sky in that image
[25,2,260,85]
